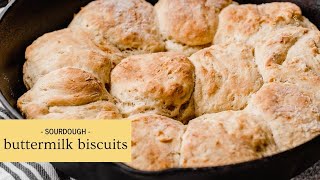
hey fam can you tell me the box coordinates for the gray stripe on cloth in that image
[0,108,10,119]
[4,163,30,180]
[27,163,51,180]
[20,162,46,180]
[0,165,15,180]
[37,163,60,180]
[0,163,22,180]
[12,163,39,180]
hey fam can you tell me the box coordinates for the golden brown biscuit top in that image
[180,111,277,167]
[18,68,116,119]
[246,82,320,150]
[155,0,232,46]
[127,114,185,171]
[253,26,320,96]
[258,2,301,25]
[214,4,260,44]
[248,83,319,121]
[69,0,165,55]
[110,52,195,122]
[214,2,315,44]
[190,42,263,116]
[38,101,122,120]
[111,52,194,97]
[25,28,96,54]
[23,28,117,89]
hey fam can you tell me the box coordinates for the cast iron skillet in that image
[0,0,319,179]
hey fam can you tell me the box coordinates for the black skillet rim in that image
[0,0,319,176]
[113,135,320,176]
[0,0,23,119]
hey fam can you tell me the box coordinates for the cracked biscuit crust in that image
[111,52,195,123]
[214,2,318,45]
[180,111,277,168]
[23,28,117,89]
[18,68,121,119]
[190,43,263,116]
[69,0,165,57]
[155,0,232,46]
[255,27,320,96]
[155,0,232,56]
[126,114,185,171]
[246,82,320,151]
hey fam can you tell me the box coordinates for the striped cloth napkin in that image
[0,104,73,180]
[0,163,61,180]
[0,107,10,119]
[0,2,69,179]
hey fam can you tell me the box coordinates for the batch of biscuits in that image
[17,0,319,171]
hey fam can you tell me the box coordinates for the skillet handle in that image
[0,0,8,8]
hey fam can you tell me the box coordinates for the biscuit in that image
[110,52,195,123]
[155,0,232,55]
[23,28,121,89]
[155,0,232,46]
[214,4,259,44]
[180,111,277,167]
[38,101,121,119]
[164,39,210,56]
[18,68,121,119]
[69,0,165,57]
[126,114,185,171]
[246,82,320,151]
[214,2,317,45]
[189,43,263,116]
[254,26,320,95]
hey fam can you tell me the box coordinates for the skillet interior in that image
[0,0,319,179]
